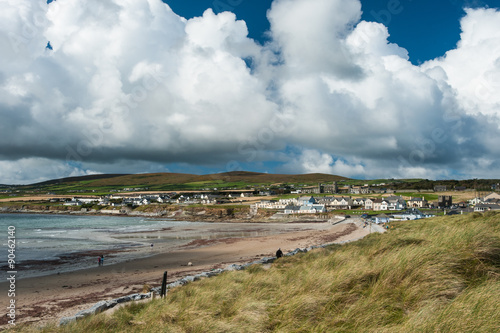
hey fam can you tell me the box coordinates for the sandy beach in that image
[0,218,374,328]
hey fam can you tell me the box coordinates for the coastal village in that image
[9,180,497,221]
[1,175,499,330]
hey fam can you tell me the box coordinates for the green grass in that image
[8,212,500,332]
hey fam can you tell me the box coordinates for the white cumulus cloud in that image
[0,0,499,184]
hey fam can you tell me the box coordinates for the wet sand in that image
[0,219,371,328]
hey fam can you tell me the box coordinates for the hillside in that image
[32,174,128,186]
[11,212,500,332]
[18,171,349,194]
[46,171,348,186]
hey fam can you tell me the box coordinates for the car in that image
[345,215,351,218]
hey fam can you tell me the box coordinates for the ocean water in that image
[0,213,194,278]
[0,213,298,279]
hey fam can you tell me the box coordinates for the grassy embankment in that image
[9,212,500,332]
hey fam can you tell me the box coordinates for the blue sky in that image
[167,0,497,64]
[1,0,500,184]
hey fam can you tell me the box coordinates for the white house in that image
[393,208,433,220]
[474,204,500,212]
[372,198,383,211]
[364,198,374,210]
[284,204,326,214]
[408,197,428,208]
[353,198,366,207]
[385,196,407,210]
[300,205,326,213]
[64,199,82,206]
[75,197,100,204]
[468,197,483,206]
[332,197,353,209]
[255,199,289,209]
[374,214,391,224]
[284,205,301,214]
[279,198,299,205]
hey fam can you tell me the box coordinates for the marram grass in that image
[9,212,500,332]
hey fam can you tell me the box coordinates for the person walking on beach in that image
[98,256,101,266]
[100,255,104,266]
[276,248,283,258]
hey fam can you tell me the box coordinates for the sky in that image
[1,0,500,184]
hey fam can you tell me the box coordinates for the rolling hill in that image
[20,171,350,193]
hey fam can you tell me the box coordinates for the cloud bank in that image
[0,0,499,184]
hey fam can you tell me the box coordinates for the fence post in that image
[160,271,167,298]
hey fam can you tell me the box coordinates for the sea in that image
[0,214,202,279]
[0,213,291,279]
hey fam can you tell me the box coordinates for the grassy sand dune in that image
[10,212,500,332]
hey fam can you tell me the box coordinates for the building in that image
[438,196,453,208]
[301,182,339,194]
[364,198,374,210]
[380,199,390,211]
[301,186,321,194]
[484,198,500,205]
[372,198,383,211]
[374,213,391,224]
[352,198,366,207]
[392,208,434,220]
[322,182,338,194]
[484,192,500,201]
[384,196,407,210]
[474,204,500,212]
[284,204,326,214]
[73,197,100,204]
[408,197,428,208]
[297,196,317,206]
[64,199,82,206]
[349,186,371,194]
[434,185,448,192]
[469,197,483,205]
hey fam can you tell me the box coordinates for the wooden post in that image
[160,271,167,298]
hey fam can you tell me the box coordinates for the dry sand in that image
[0,219,372,328]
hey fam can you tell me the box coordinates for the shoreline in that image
[0,205,336,224]
[0,218,373,328]
[0,212,334,283]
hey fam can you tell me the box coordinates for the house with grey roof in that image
[474,203,500,212]
[408,197,428,208]
[297,196,317,206]
[284,204,325,214]
[384,196,406,210]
